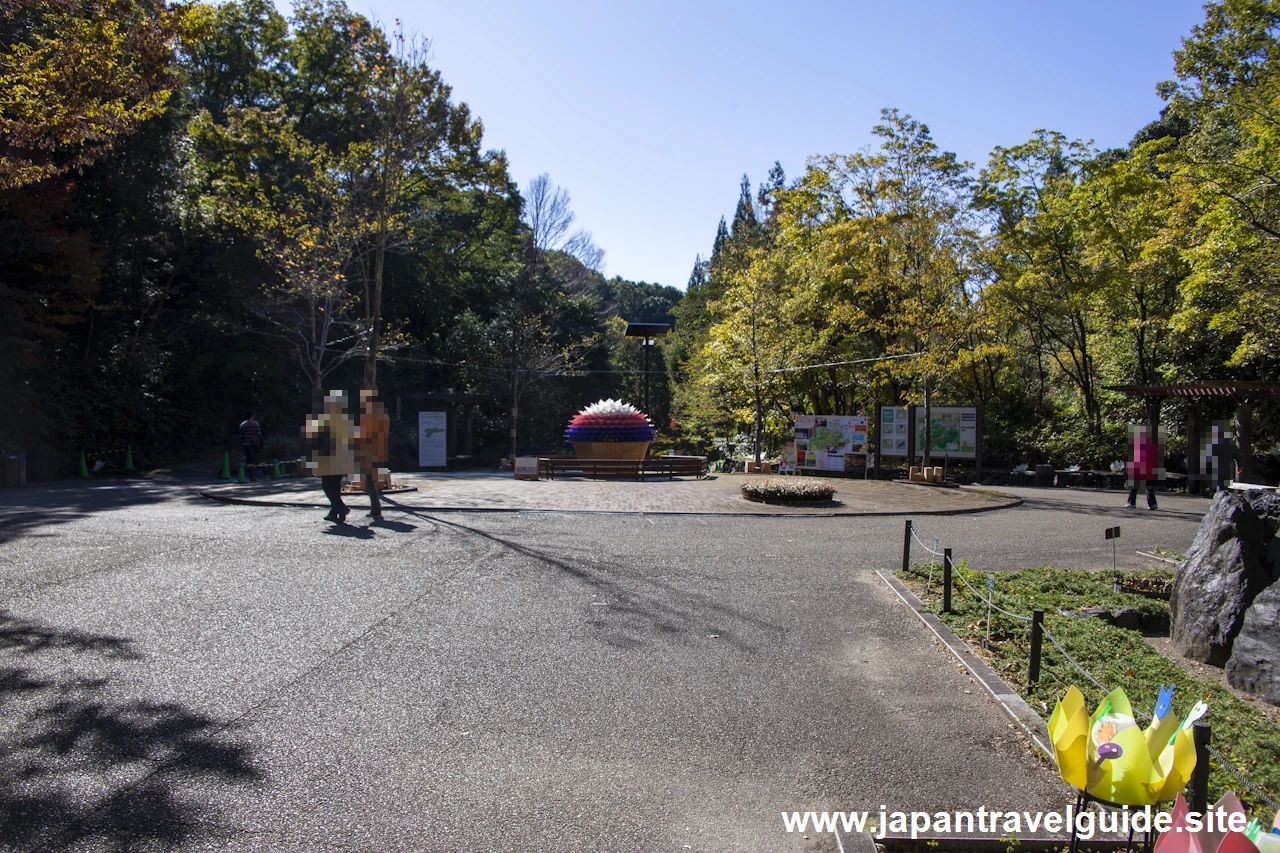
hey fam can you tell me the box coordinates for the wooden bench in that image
[643,455,709,480]
[538,456,708,481]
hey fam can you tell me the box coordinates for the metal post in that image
[1029,610,1045,683]
[643,339,650,417]
[1189,723,1211,816]
[942,548,953,614]
[902,520,913,573]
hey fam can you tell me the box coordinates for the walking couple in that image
[306,390,390,524]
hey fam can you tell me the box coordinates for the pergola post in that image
[1188,401,1203,495]
[1236,397,1255,483]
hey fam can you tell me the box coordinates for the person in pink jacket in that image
[1126,423,1162,510]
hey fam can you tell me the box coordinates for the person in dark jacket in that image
[239,411,264,479]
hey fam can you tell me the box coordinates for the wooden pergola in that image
[1105,381,1280,484]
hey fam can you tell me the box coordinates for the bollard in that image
[902,520,913,573]
[942,548,953,614]
[1189,723,1211,816]
[1029,610,1045,683]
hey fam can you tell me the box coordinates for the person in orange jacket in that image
[357,390,390,519]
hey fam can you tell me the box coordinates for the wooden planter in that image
[571,441,650,460]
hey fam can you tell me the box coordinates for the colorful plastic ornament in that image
[564,399,657,444]
[1047,685,1197,806]
[1152,792,1276,853]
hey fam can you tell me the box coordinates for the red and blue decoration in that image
[565,399,657,443]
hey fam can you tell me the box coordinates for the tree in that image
[814,109,982,466]
[191,106,363,391]
[0,0,195,190]
[1160,0,1280,375]
[977,131,1109,434]
[522,172,604,271]
[701,248,792,461]
[346,27,486,389]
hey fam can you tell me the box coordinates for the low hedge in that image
[740,478,836,504]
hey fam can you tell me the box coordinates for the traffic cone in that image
[219,452,232,480]
[124,445,135,471]
[237,463,248,484]
[271,459,282,479]
[78,452,89,477]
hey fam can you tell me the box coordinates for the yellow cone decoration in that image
[1047,685,1198,806]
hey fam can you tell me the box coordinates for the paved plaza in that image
[0,478,1208,852]
[201,472,1018,516]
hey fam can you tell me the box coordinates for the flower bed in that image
[740,478,836,504]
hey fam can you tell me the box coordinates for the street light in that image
[623,322,671,418]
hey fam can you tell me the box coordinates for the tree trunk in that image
[753,361,763,463]
[362,220,386,389]
[922,375,933,469]
[509,315,518,460]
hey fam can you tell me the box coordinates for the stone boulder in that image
[1226,580,1280,704]
[1170,492,1274,665]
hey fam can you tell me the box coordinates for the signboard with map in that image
[417,411,447,467]
[912,406,978,459]
[794,414,868,471]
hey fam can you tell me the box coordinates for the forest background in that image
[2,0,1278,478]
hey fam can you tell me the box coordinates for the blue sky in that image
[276,1,1210,290]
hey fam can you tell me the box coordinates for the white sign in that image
[418,411,447,467]
[514,456,540,480]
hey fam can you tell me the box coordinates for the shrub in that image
[740,478,836,504]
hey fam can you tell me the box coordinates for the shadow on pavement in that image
[0,610,260,852]
[384,498,785,654]
[1008,489,1209,521]
[0,481,188,546]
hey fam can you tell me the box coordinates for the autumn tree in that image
[0,0,195,189]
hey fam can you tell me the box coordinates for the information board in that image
[794,414,868,471]
[913,406,978,459]
[417,411,447,467]
[879,406,910,457]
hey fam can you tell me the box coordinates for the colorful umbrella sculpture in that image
[1048,684,1199,806]
[564,399,657,444]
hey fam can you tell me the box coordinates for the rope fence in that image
[900,517,1279,814]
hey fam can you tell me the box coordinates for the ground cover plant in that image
[739,478,836,504]
[898,562,1280,813]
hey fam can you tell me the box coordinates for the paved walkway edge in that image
[197,488,1022,518]
[876,570,1053,758]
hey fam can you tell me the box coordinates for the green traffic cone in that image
[79,452,89,477]
[124,445,135,471]
[271,459,281,479]
[219,452,232,480]
[237,463,248,484]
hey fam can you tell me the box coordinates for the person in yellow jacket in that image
[305,391,356,523]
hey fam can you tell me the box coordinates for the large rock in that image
[1226,580,1280,704]
[1170,492,1274,665]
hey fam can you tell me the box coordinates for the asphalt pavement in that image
[0,479,1206,852]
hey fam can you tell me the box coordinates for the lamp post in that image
[624,322,671,424]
